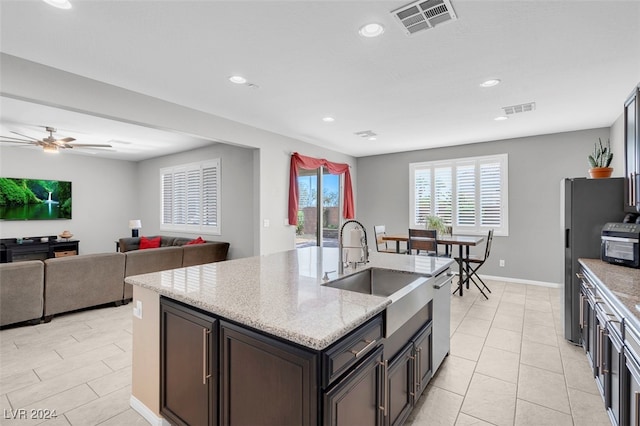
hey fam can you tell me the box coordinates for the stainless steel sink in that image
[324,268,445,337]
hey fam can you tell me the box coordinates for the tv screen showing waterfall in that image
[0,177,72,220]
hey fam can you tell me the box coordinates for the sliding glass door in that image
[295,167,341,248]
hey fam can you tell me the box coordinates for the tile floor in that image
[0,279,611,425]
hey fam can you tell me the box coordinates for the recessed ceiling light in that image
[229,76,247,84]
[368,136,377,141]
[322,116,335,123]
[42,0,72,9]
[480,79,501,88]
[494,116,508,121]
[359,23,385,38]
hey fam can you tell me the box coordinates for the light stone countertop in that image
[579,258,640,331]
[126,247,454,350]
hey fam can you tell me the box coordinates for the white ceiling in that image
[1,0,639,161]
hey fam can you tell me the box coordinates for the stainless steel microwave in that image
[601,222,640,268]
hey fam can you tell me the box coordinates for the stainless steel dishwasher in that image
[432,268,453,372]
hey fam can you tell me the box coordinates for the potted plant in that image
[425,215,448,235]
[588,138,613,178]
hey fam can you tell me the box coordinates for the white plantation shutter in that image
[410,154,508,236]
[202,164,218,227]
[160,159,221,234]
[173,171,187,225]
[480,161,502,227]
[162,173,173,224]
[413,167,431,225]
[434,166,452,225]
[456,164,476,226]
[186,169,200,225]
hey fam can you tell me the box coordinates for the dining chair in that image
[407,229,438,256]
[374,225,406,254]
[455,229,493,299]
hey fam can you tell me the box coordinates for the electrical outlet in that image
[499,259,505,267]
[263,219,270,228]
[132,300,143,319]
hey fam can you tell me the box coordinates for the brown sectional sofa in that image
[0,237,230,327]
[118,236,230,299]
[0,261,44,326]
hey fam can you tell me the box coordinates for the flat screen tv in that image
[0,177,72,220]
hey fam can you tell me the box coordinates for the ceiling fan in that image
[0,126,112,153]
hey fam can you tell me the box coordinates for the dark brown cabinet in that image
[386,343,413,426]
[159,294,442,426]
[579,267,623,425]
[624,83,640,212]
[323,345,384,426]
[220,321,317,426]
[160,298,217,426]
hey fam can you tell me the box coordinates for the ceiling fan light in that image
[43,145,60,154]
[42,0,72,9]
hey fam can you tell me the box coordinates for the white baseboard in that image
[450,271,561,288]
[479,274,561,289]
[130,395,171,426]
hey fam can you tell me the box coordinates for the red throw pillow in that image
[139,236,161,249]
[186,236,206,245]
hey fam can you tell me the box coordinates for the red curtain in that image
[288,152,355,225]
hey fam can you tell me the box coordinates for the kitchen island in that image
[127,247,453,426]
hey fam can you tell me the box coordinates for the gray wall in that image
[357,127,622,285]
[137,143,256,259]
[0,146,138,254]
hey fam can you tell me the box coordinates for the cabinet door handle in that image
[635,391,640,426]
[631,172,637,207]
[416,347,422,395]
[414,347,421,396]
[350,339,377,358]
[598,326,604,376]
[408,354,416,397]
[202,328,211,385]
[579,294,584,330]
[378,360,388,417]
[630,173,634,207]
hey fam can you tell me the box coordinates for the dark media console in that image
[0,237,79,263]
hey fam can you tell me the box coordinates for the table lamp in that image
[129,219,142,237]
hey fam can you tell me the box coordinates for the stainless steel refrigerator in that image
[562,177,625,344]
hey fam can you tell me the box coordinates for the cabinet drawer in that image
[321,315,383,387]
[54,250,77,258]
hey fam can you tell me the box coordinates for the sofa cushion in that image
[182,242,230,267]
[44,253,126,317]
[140,236,161,249]
[123,246,183,299]
[0,260,44,326]
[185,236,206,245]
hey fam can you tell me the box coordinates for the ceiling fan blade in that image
[0,135,34,142]
[10,131,40,142]
[69,143,113,148]
[58,137,76,143]
[0,140,37,145]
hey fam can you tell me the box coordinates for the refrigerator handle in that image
[565,229,570,248]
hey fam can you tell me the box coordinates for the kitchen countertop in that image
[126,247,453,350]
[579,258,640,329]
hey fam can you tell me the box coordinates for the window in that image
[161,159,221,234]
[409,154,508,236]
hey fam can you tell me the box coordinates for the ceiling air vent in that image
[502,102,536,115]
[355,130,377,138]
[392,0,458,36]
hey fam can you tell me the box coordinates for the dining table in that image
[381,233,485,296]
